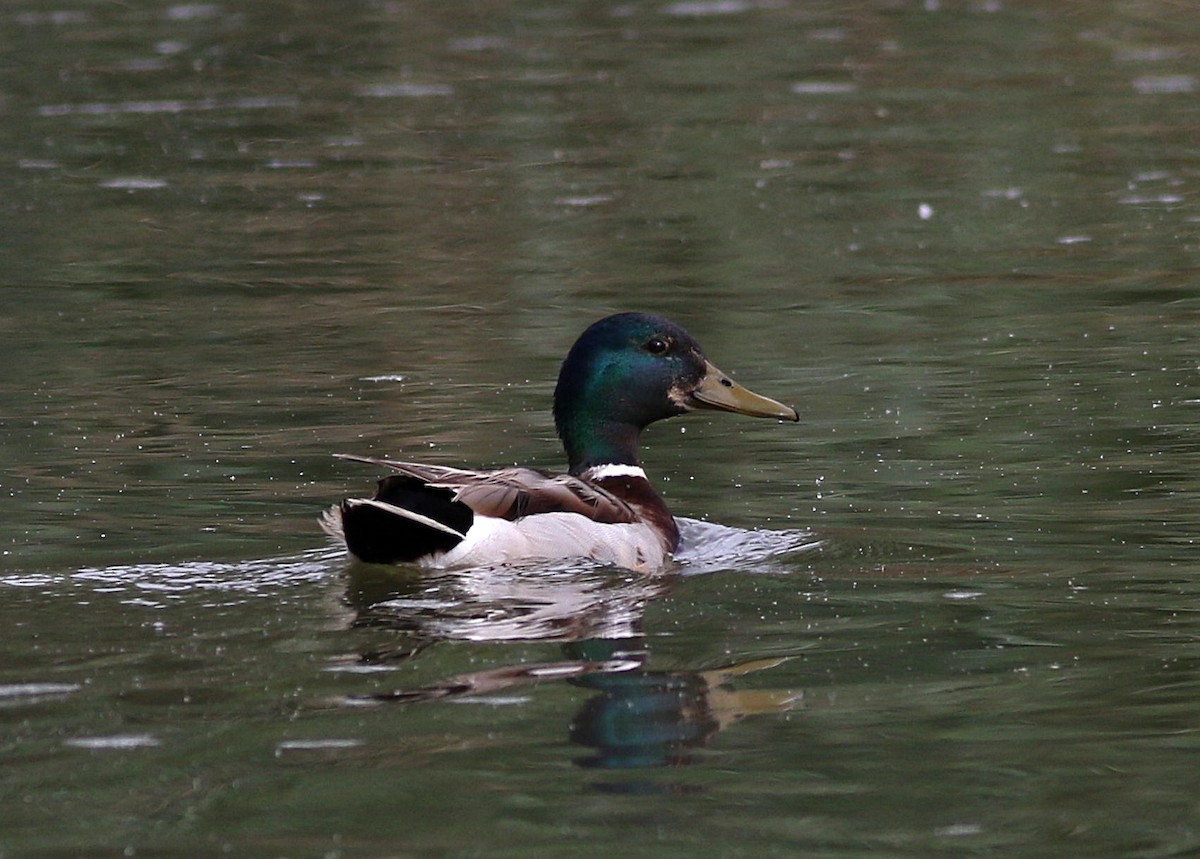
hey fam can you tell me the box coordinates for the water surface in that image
[2,2,1199,856]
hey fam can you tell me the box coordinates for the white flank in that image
[426,513,667,573]
[583,464,647,481]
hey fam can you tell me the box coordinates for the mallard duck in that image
[320,312,798,572]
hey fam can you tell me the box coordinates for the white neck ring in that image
[585,464,647,481]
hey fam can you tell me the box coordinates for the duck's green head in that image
[553,312,798,474]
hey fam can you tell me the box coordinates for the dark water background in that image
[2,1,1199,856]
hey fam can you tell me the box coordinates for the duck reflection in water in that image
[335,560,804,773]
[564,639,797,770]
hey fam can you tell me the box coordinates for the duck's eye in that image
[645,335,670,355]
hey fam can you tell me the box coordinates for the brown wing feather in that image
[333,455,639,524]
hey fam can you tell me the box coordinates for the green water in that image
[2,1,1199,856]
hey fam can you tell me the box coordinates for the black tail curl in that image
[340,475,473,564]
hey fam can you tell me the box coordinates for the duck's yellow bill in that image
[690,360,799,422]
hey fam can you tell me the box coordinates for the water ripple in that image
[0,682,81,699]
[675,517,822,574]
[72,549,337,595]
[1132,75,1196,95]
[354,83,454,98]
[64,734,160,750]
[37,96,299,117]
[0,548,339,601]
